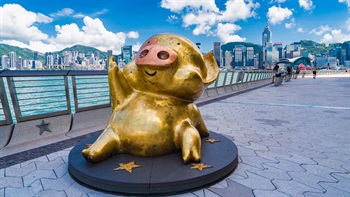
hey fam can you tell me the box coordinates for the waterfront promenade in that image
[1,74,349,197]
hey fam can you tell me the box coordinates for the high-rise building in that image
[122,45,132,64]
[273,42,283,60]
[214,42,221,67]
[329,47,343,65]
[33,52,38,60]
[224,50,232,69]
[234,45,245,68]
[284,42,302,59]
[9,51,16,69]
[107,50,113,69]
[261,23,272,67]
[246,47,254,67]
[46,53,54,69]
[262,23,272,47]
[258,50,264,69]
[347,42,350,61]
[1,55,8,69]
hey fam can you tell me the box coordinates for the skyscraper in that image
[33,52,38,60]
[246,47,254,67]
[9,51,16,69]
[234,45,245,68]
[214,42,221,67]
[1,55,8,69]
[107,50,113,70]
[273,42,283,60]
[347,42,350,61]
[224,50,232,69]
[122,45,132,64]
[262,23,272,47]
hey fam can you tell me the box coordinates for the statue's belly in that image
[110,105,178,156]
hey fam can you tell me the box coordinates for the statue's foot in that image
[82,126,120,163]
[175,120,202,164]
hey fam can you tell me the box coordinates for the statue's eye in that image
[139,50,149,58]
[157,51,169,60]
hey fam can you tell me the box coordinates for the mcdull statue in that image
[82,34,219,163]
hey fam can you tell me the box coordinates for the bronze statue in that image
[82,33,219,163]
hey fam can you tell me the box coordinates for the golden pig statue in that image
[82,34,219,163]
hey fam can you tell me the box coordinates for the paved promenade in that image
[1,74,349,197]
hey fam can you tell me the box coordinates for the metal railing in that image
[0,69,273,125]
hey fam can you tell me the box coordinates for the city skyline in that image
[1,0,350,55]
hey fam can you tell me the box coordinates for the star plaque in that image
[36,120,51,135]
[113,161,141,173]
[206,138,220,144]
[191,163,213,172]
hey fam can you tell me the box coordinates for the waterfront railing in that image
[0,69,273,126]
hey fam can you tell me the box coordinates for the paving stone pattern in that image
[1,76,349,197]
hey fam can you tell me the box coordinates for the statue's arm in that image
[108,56,133,112]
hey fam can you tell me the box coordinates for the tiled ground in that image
[1,75,349,197]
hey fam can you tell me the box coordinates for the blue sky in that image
[1,0,349,54]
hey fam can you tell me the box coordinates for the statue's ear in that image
[202,52,219,85]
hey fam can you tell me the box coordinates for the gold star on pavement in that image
[191,163,213,172]
[113,161,141,173]
[36,120,51,135]
[206,138,220,143]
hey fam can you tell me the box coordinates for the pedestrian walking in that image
[312,65,317,79]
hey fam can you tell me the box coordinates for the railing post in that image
[6,77,22,122]
[71,75,79,112]
[64,76,71,114]
[0,77,13,125]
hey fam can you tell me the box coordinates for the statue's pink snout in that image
[135,44,177,67]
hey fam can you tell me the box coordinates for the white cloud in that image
[346,18,350,31]
[50,17,132,54]
[73,13,86,18]
[309,25,331,35]
[217,23,246,43]
[50,8,74,17]
[50,8,108,19]
[160,0,219,13]
[0,40,59,53]
[299,0,315,11]
[166,15,179,23]
[285,18,295,28]
[91,9,108,17]
[0,4,136,54]
[132,42,142,52]
[183,11,217,35]
[267,6,293,25]
[320,29,350,44]
[297,28,304,33]
[0,4,51,41]
[127,31,139,39]
[270,0,287,3]
[161,0,258,44]
[339,0,350,11]
[218,0,260,22]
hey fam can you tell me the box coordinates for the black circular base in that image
[68,132,238,195]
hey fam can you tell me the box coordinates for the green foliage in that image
[300,40,348,55]
[0,44,108,63]
[0,44,45,62]
[56,45,107,59]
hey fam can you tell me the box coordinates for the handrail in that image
[0,69,273,125]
